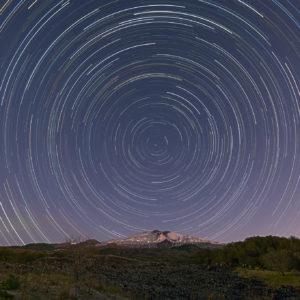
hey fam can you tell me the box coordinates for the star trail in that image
[0,0,299,245]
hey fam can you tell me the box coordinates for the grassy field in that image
[237,268,300,289]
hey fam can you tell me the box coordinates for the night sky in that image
[0,0,299,246]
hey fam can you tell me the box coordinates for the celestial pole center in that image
[0,0,299,245]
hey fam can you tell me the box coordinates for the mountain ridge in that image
[103,229,224,248]
[7,230,224,249]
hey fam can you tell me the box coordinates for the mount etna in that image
[102,230,223,248]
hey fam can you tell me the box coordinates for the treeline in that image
[196,236,300,274]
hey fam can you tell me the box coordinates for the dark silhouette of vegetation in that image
[196,236,300,273]
[1,274,21,290]
[172,244,200,251]
[0,247,46,263]
[99,247,122,256]
[0,288,13,299]
[15,243,55,251]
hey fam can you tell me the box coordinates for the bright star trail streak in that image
[0,0,299,245]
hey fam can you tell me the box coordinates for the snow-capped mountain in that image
[103,230,223,248]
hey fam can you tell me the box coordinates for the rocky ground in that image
[84,256,300,299]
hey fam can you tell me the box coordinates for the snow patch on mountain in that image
[103,230,222,248]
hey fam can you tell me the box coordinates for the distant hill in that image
[102,230,224,248]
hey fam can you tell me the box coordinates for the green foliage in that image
[0,288,13,299]
[0,247,46,263]
[262,250,295,275]
[0,249,12,262]
[20,243,55,251]
[99,248,122,255]
[19,250,46,263]
[172,244,200,252]
[237,268,300,289]
[1,274,21,290]
[196,236,300,272]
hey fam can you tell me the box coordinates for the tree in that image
[262,250,293,275]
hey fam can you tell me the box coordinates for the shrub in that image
[0,288,13,299]
[195,235,300,270]
[2,274,21,290]
[262,250,294,275]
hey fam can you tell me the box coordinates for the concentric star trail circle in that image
[0,0,299,245]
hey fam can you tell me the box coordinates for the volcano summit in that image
[103,230,223,248]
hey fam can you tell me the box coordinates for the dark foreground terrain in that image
[0,236,300,299]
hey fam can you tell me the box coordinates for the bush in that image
[262,250,294,275]
[0,288,13,299]
[2,274,21,290]
[195,236,300,270]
